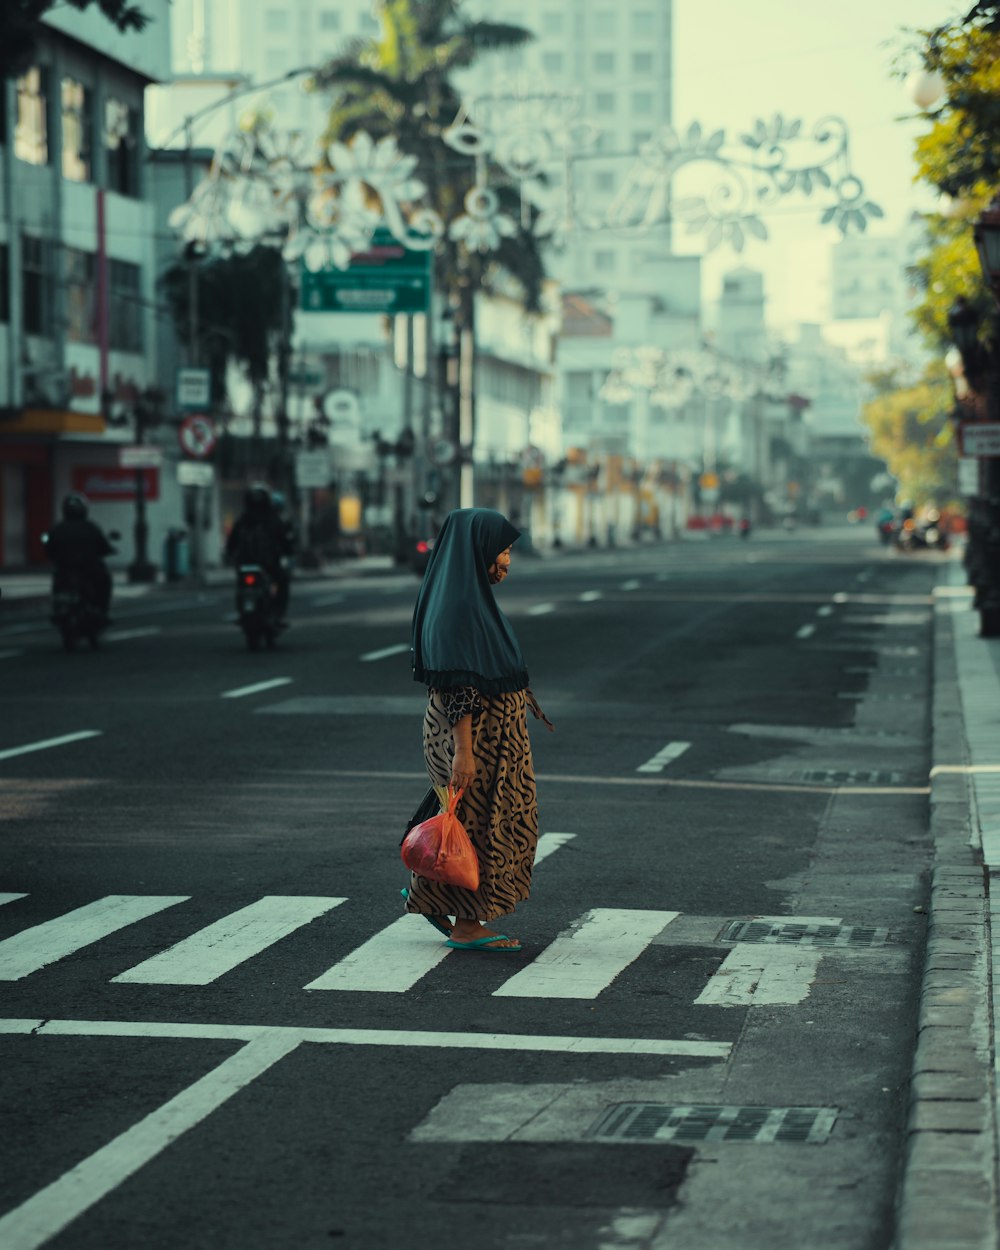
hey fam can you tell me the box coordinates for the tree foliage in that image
[861,363,959,506]
[312,0,546,314]
[1,1,149,78]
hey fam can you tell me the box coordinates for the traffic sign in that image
[176,368,211,411]
[177,461,215,487]
[300,228,432,315]
[178,414,217,459]
[119,445,163,468]
[296,449,331,488]
[960,422,1000,458]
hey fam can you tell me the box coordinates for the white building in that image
[0,1,177,572]
[830,213,927,360]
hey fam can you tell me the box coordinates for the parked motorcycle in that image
[235,564,282,650]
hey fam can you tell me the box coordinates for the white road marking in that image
[0,893,27,907]
[103,626,162,642]
[1,1015,731,1058]
[0,649,24,660]
[579,591,603,602]
[113,896,346,985]
[527,603,557,616]
[0,1033,300,1250]
[0,731,102,762]
[0,896,189,980]
[621,580,641,591]
[795,624,816,639]
[360,643,410,662]
[221,677,293,699]
[637,741,691,774]
[694,944,822,1006]
[655,572,672,581]
[305,917,450,993]
[817,606,834,617]
[493,909,679,999]
[311,593,345,608]
[833,592,849,603]
[534,831,576,864]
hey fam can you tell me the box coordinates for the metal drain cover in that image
[719,920,898,947]
[589,1103,837,1145]
[797,769,910,786]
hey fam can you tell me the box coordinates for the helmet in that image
[244,483,273,513]
[62,493,89,521]
[271,490,286,512]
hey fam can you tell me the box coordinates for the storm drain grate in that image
[589,1103,838,1145]
[718,919,899,947]
[797,768,910,786]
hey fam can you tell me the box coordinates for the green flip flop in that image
[401,887,452,937]
[445,934,522,952]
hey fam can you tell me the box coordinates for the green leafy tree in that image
[1,1,149,78]
[312,0,546,314]
[861,364,959,506]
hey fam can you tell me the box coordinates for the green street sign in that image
[300,228,432,314]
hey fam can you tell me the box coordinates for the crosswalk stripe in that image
[112,896,345,985]
[360,643,410,662]
[0,896,189,980]
[0,731,102,762]
[534,832,576,864]
[637,741,691,773]
[0,893,27,907]
[694,944,822,1006]
[221,678,293,700]
[492,908,679,999]
[304,918,449,992]
[527,603,556,616]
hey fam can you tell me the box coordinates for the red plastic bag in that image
[400,785,480,890]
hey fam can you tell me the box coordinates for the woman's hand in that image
[450,746,476,791]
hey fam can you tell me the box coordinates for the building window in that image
[593,52,615,74]
[15,67,48,166]
[61,78,92,182]
[633,130,652,150]
[0,245,9,323]
[22,235,50,336]
[594,11,616,36]
[542,12,563,34]
[104,98,138,197]
[593,249,616,273]
[264,9,289,32]
[109,259,143,352]
[632,90,653,114]
[594,170,615,192]
[319,10,340,29]
[359,12,380,32]
[633,11,655,37]
[633,51,654,74]
[542,52,564,74]
[65,248,96,343]
[594,92,615,114]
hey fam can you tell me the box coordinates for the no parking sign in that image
[178,414,217,459]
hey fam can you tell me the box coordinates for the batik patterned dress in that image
[404,685,539,922]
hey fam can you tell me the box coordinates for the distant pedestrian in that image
[405,508,553,952]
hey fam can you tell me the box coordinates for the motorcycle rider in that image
[225,483,294,624]
[45,493,116,621]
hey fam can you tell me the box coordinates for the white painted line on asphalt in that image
[360,643,410,662]
[534,831,577,864]
[311,593,345,608]
[637,741,691,774]
[2,1016,731,1058]
[694,944,822,1006]
[833,592,849,603]
[0,1033,300,1250]
[795,624,816,639]
[817,606,834,617]
[579,591,603,602]
[221,677,293,699]
[103,626,162,642]
[113,896,345,985]
[527,603,557,616]
[0,649,24,660]
[0,896,189,980]
[0,731,102,762]
[622,580,641,591]
[0,894,27,907]
[655,572,672,581]
[306,917,450,993]
[493,909,680,999]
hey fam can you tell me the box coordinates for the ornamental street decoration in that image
[168,95,882,271]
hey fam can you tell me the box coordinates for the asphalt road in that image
[0,527,942,1250]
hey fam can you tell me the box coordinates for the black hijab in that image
[411,508,528,694]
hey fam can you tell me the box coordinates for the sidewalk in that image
[895,561,1000,1249]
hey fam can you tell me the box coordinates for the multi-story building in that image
[0,2,173,570]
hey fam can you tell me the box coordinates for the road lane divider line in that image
[579,591,603,602]
[833,592,849,603]
[360,643,410,662]
[0,896,189,980]
[0,1033,301,1250]
[221,678,293,699]
[637,741,691,774]
[0,731,102,762]
[311,594,345,608]
[3,1016,731,1057]
[694,944,822,1007]
[103,626,162,642]
[817,606,834,617]
[621,580,641,591]
[795,624,816,639]
[113,896,345,985]
[527,603,557,616]
[0,893,27,907]
[492,909,680,1000]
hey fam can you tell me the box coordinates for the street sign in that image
[959,456,980,495]
[177,461,215,487]
[295,449,331,488]
[176,368,211,411]
[960,422,1000,457]
[119,445,163,468]
[300,228,432,315]
[178,414,218,459]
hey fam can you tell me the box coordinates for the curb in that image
[894,586,999,1250]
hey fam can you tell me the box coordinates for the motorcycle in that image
[42,531,117,652]
[235,563,282,650]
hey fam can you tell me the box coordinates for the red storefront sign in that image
[71,465,160,502]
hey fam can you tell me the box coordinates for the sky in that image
[671,0,965,334]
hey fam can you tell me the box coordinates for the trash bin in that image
[163,529,189,581]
